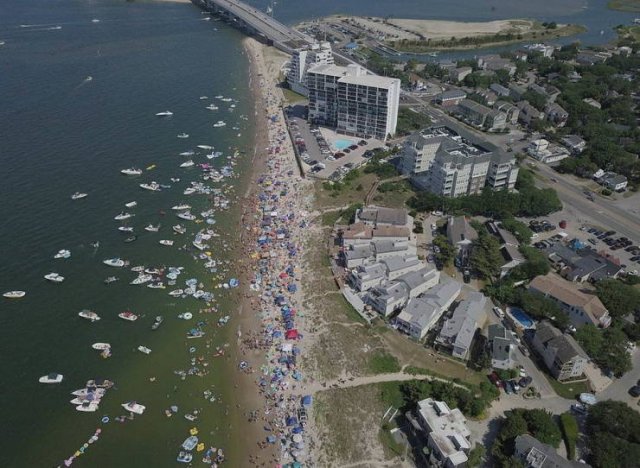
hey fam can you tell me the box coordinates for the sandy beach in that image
[226,37,318,467]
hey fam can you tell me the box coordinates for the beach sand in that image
[226,37,319,467]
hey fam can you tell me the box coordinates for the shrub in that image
[560,412,578,460]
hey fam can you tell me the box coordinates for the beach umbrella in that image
[301,395,312,407]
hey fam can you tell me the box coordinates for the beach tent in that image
[301,395,312,407]
[285,329,299,340]
[286,416,298,426]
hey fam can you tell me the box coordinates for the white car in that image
[492,306,505,319]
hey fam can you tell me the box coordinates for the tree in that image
[433,235,456,267]
[595,279,640,318]
[468,445,486,467]
[500,217,533,244]
[523,409,562,447]
[470,232,504,283]
[575,325,632,377]
[586,401,640,468]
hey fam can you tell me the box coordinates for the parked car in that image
[493,306,505,319]
[519,376,533,387]
[629,386,640,398]
[504,380,513,394]
[571,403,588,415]
[510,380,520,393]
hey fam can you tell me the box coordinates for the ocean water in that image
[0,1,253,466]
[0,0,635,466]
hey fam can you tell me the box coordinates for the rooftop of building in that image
[514,434,589,468]
[529,273,609,322]
[396,266,439,290]
[447,216,478,245]
[421,280,462,308]
[397,296,440,329]
[357,206,408,226]
[535,321,588,362]
[382,255,421,273]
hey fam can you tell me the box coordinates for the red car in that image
[488,372,503,388]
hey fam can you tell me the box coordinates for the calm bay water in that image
[0,0,636,466]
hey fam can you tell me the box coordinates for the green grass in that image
[378,425,406,458]
[559,412,579,460]
[282,87,307,104]
[546,375,590,399]
[378,381,406,408]
[368,351,402,374]
[608,0,640,12]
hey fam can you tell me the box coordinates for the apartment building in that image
[436,292,487,360]
[456,99,507,132]
[401,124,519,196]
[531,321,588,381]
[287,42,334,95]
[306,63,400,140]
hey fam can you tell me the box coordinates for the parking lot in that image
[284,105,384,180]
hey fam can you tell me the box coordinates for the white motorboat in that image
[177,211,196,221]
[3,291,26,299]
[144,224,160,232]
[71,192,88,200]
[177,133,189,139]
[137,345,152,354]
[196,145,213,150]
[92,343,111,351]
[76,401,99,412]
[103,258,125,267]
[104,276,119,284]
[131,265,145,272]
[144,268,160,275]
[130,274,153,285]
[139,181,161,192]
[180,160,195,168]
[215,95,223,99]
[147,282,165,289]
[180,150,195,156]
[155,110,173,117]
[121,168,142,176]
[159,239,174,246]
[121,401,146,414]
[54,249,71,259]
[39,373,63,384]
[114,212,133,221]
[213,120,226,128]
[199,96,208,100]
[78,310,100,322]
[192,241,207,251]
[44,273,64,283]
[183,187,197,195]
[178,312,193,320]
[168,289,184,297]
[220,97,232,102]
[172,204,191,211]
[173,225,186,235]
[71,388,106,397]
[182,435,198,451]
[118,226,134,233]
[118,311,138,321]
[151,315,164,330]
[125,201,137,208]
[206,104,218,110]
[177,451,192,464]
[70,395,101,405]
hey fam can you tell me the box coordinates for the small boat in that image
[76,401,99,412]
[168,289,183,297]
[130,274,153,285]
[121,168,142,176]
[125,201,138,208]
[187,330,205,339]
[144,224,160,232]
[177,452,193,464]
[131,265,145,272]
[206,104,218,110]
[54,249,71,259]
[180,160,195,168]
[147,282,165,289]
[118,311,138,322]
[155,110,173,117]
[177,133,189,139]
[199,96,208,100]
[178,312,193,320]
[139,182,161,192]
[114,212,133,221]
[146,164,156,171]
[137,345,152,354]
[71,192,88,200]
[121,401,146,414]
[184,413,198,421]
[103,258,125,267]
[159,239,174,246]
[44,273,64,283]
[177,212,196,221]
[172,204,191,211]
[71,387,106,397]
[39,373,63,384]
[173,225,187,235]
[86,378,114,388]
[91,241,100,249]
[183,187,197,195]
[124,235,137,243]
[70,395,101,405]
[78,310,101,322]
[182,436,198,451]
[92,343,111,351]
[3,291,26,299]
[151,316,163,330]
[145,268,161,275]
[196,145,213,150]
[180,150,195,156]
[104,276,119,284]
[118,226,134,233]
[213,120,226,128]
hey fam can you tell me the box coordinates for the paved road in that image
[598,348,640,412]
[534,163,640,245]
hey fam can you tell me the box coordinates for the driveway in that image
[597,348,640,412]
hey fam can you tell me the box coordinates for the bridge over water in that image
[192,0,314,54]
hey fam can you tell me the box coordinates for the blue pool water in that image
[334,138,355,150]
[510,307,535,329]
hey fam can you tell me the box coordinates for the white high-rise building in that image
[306,64,400,141]
[286,42,334,96]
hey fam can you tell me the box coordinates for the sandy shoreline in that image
[226,37,318,467]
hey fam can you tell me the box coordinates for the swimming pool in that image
[509,307,535,329]
[334,138,355,150]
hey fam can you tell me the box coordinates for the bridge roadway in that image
[194,0,314,53]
